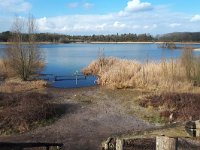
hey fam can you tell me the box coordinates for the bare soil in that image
[0,87,153,150]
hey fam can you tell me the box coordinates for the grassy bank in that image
[0,79,47,93]
[83,51,200,92]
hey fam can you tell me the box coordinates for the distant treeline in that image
[158,32,200,42]
[1,31,200,43]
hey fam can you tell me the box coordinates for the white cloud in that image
[132,25,140,29]
[190,15,200,22]
[67,2,79,8]
[35,9,194,35]
[67,2,94,9]
[83,3,94,9]
[37,15,115,34]
[113,21,126,28]
[0,0,31,13]
[119,0,153,16]
[1,0,200,35]
[143,24,157,30]
[152,24,157,28]
[169,23,181,28]
[144,25,149,29]
[96,23,107,30]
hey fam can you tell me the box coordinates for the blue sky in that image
[0,0,200,35]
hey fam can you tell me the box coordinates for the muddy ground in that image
[0,87,153,150]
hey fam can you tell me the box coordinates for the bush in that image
[0,92,56,133]
[139,92,200,121]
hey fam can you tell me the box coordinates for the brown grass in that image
[0,58,45,79]
[83,57,196,92]
[139,92,200,122]
[0,92,55,133]
[0,59,7,76]
[0,79,47,93]
[0,59,16,77]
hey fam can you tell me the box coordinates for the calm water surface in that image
[1,43,200,88]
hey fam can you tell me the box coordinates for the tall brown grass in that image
[83,53,199,92]
[0,79,47,93]
[0,59,7,76]
[0,58,47,93]
[0,59,17,77]
[181,46,200,85]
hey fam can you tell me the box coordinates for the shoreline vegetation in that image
[82,47,200,124]
[83,47,200,92]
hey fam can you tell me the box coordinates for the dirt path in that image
[0,87,153,150]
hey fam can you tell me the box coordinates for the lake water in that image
[1,43,200,88]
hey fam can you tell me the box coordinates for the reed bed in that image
[0,59,7,76]
[83,57,196,92]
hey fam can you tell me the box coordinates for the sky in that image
[0,0,200,35]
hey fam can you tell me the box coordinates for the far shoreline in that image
[90,41,200,44]
[1,41,200,45]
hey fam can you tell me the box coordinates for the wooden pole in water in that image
[156,136,177,150]
[76,75,78,85]
[75,70,78,85]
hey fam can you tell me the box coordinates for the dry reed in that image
[0,78,47,93]
[83,57,196,92]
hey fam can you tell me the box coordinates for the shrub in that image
[139,92,200,121]
[4,15,44,81]
[0,92,55,133]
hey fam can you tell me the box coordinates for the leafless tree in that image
[4,15,44,81]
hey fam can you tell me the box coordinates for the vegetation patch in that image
[139,92,200,122]
[0,92,64,134]
[0,79,47,93]
[83,47,200,92]
[83,57,191,91]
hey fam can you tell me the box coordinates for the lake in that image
[1,43,200,88]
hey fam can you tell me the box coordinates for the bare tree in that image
[5,15,44,81]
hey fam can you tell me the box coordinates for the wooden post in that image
[75,71,78,85]
[76,75,78,85]
[156,136,177,150]
[116,138,123,150]
[195,120,200,137]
